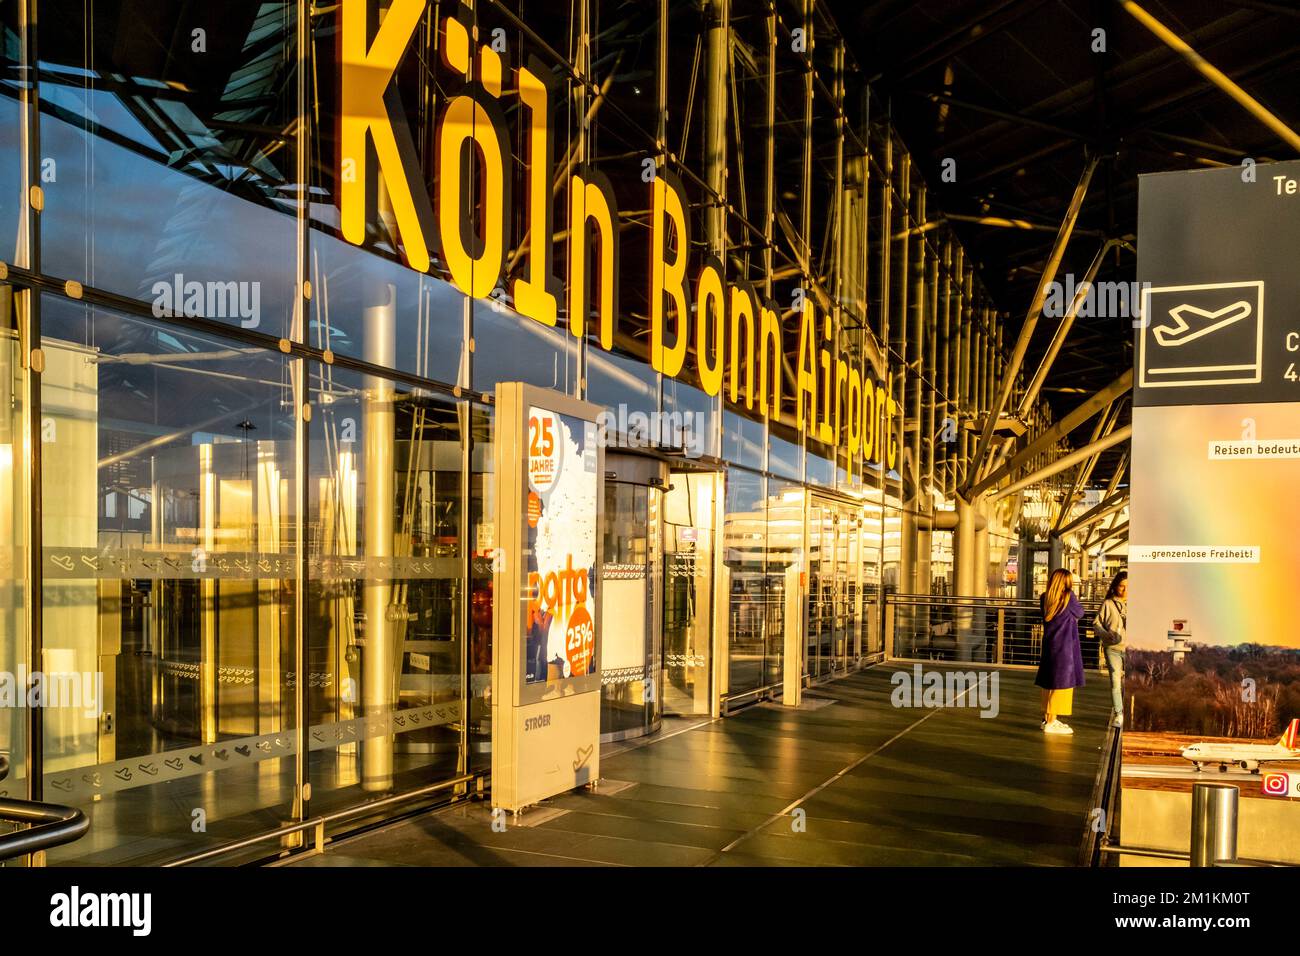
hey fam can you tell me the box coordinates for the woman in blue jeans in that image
[1094,570,1127,727]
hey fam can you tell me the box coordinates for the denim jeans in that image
[1104,645,1125,718]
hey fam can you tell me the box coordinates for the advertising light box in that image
[1129,159,1300,745]
[491,383,603,813]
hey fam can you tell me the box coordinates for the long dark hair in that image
[1105,569,1128,601]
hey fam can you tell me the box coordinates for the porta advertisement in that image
[491,383,603,813]
[523,405,599,687]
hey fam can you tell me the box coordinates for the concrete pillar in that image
[916,528,932,596]
[1015,534,1035,602]
[1048,534,1064,575]
[899,510,916,594]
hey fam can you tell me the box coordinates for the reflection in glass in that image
[0,3,23,266]
[600,481,662,739]
[765,480,802,688]
[40,295,298,864]
[723,469,768,697]
[0,286,25,810]
[308,365,465,810]
[39,2,298,338]
[467,404,493,773]
[662,472,717,716]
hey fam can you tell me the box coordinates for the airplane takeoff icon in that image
[1152,299,1254,347]
[1138,281,1264,389]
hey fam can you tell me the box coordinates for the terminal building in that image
[0,0,1296,867]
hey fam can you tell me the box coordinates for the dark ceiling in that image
[827,0,1300,488]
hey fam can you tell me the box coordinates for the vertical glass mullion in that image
[293,0,311,832]
[761,2,775,477]
[655,0,667,438]
[18,0,42,820]
[576,0,590,402]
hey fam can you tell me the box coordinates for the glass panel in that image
[40,294,299,865]
[723,469,765,697]
[467,403,492,773]
[307,1,465,376]
[835,507,853,669]
[471,299,578,395]
[0,2,23,265]
[861,490,883,655]
[599,481,662,738]
[309,244,467,387]
[307,365,465,811]
[662,471,716,716]
[882,498,902,593]
[768,429,803,480]
[844,510,863,665]
[765,479,803,688]
[723,471,799,697]
[470,1,581,397]
[586,348,658,425]
[806,447,834,489]
[0,283,26,815]
[806,501,832,678]
[39,2,299,338]
[722,408,765,472]
[661,377,719,460]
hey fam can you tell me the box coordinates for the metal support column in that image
[966,156,1098,486]
[955,496,976,659]
[895,155,914,592]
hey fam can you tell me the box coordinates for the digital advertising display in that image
[1129,160,1300,745]
[523,405,599,687]
[491,384,603,813]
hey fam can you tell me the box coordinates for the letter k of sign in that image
[1152,300,1252,347]
[340,0,436,271]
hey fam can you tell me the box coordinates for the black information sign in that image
[1134,158,1300,407]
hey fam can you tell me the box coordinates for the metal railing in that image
[1080,724,1123,866]
[165,772,479,867]
[0,747,91,861]
[885,593,1104,669]
[0,797,90,861]
[1101,782,1281,867]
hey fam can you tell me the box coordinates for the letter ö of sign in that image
[437,12,512,300]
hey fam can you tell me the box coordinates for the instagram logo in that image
[1261,772,1291,796]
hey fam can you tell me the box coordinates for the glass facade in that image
[0,0,1075,865]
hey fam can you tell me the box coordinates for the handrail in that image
[163,772,478,867]
[1098,843,1282,867]
[0,797,91,860]
[1079,722,1123,866]
[887,593,1103,609]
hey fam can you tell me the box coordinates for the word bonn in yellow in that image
[339,1,897,470]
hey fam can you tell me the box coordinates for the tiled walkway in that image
[291,664,1111,866]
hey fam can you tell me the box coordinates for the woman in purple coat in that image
[1036,568,1085,736]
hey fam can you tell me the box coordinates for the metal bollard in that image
[1190,783,1238,867]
